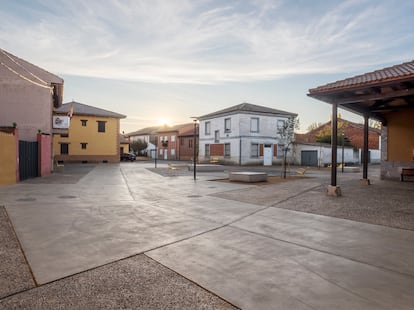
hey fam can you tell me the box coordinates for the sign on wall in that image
[52,116,70,129]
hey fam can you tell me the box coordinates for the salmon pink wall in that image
[38,133,52,177]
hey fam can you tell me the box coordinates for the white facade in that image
[129,134,157,158]
[199,113,293,165]
[293,142,381,167]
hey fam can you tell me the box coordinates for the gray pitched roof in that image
[55,101,126,119]
[0,48,63,85]
[126,126,161,137]
[198,102,296,120]
[157,123,194,134]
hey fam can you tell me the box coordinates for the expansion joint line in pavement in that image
[119,167,137,200]
[144,255,242,310]
[224,183,324,228]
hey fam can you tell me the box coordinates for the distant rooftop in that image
[126,126,162,137]
[55,101,126,119]
[199,102,296,120]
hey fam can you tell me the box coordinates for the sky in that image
[1,0,414,133]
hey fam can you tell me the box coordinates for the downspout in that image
[239,137,242,166]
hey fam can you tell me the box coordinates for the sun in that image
[157,118,172,127]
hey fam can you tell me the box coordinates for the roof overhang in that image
[308,62,414,126]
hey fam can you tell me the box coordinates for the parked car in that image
[120,152,136,161]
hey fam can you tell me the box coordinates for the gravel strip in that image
[0,254,237,310]
[0,206,35,299]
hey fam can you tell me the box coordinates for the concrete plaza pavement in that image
[1,162,414,309]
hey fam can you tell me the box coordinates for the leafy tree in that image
[277,116,300,178]
[306,122,323,132]
[130,139,148,155]
[315,120,351,146]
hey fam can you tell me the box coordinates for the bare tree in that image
[277,116,300,178]
[130,139,148,155]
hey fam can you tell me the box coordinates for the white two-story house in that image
[198,103,297,165]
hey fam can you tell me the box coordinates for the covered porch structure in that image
[308,60,414,195]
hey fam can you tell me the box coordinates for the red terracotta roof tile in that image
[309,60,414,94]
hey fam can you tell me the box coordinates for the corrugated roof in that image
[309,60,414,94]
[0,48,63,85]
[199,102,296,120]
[55,101,126,119]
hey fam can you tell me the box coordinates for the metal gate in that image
[19,141,38,181]
[301,150,318,166]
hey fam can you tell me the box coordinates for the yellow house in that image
[119,134,130,154]
[54,101,126,163]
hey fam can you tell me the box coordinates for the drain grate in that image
[59,195,77,199]
[187,195,202,198]
[16,197,36,202]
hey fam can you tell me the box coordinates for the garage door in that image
[301,150,318,166]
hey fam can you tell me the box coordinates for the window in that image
[189,139,193,148]
[160,149,163,155]
[171,149,175,156]
[214,130,219,143]
[251,118,259,132]
[160,136,163,143]
[97,121,106,132]
[60,143,69,154]
[60,133,68,138]
[205,121,211,135]
[277,120,286,132]
[162,136,168,147]
[205,144,210,157]
[81,119,88,126]
[251,143,259,158]
[224,143,231,157]
[224,118,231,133]
[277,144,285,157]
[81,143,87,149]
[171,135,176,142]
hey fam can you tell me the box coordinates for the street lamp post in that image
[191,117,198,180]
[341,131,345,173]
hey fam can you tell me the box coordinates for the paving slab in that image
[232,207,414,276]
[147,226,414,310]
[0,254,237,310]
[5,201,222,284]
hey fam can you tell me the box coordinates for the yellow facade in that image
[54,114,121,162]
[120,143,130,154]
[386,108,414,162]
[0,131,17,185]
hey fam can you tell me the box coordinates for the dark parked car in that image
[120,152,136,161]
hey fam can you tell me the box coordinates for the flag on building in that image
[67,104,74,119]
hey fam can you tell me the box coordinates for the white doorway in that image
[263,144,272,166]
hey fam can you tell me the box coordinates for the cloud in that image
[1,0,413,84]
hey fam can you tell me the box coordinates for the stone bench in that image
[229,172,267,183]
